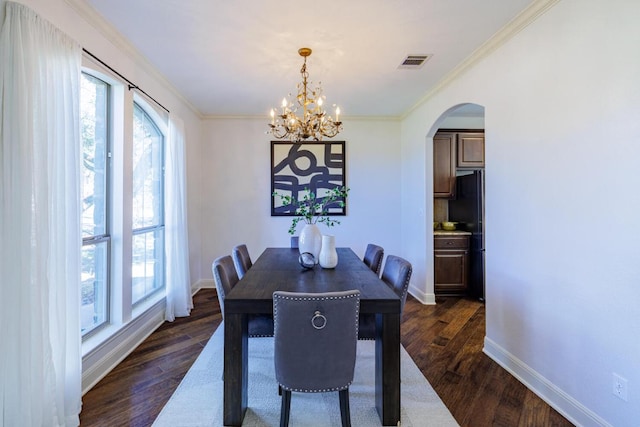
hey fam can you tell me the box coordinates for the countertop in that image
[434,229,472,236]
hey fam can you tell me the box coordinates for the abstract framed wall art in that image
[271,141,346,216]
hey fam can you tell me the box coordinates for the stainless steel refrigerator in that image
[448,170,485,300]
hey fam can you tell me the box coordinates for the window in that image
[132,102,165,305]
[80,62,168,351]
[80,72,110,336]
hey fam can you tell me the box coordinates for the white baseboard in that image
[408,284,436,305]
[82,299,165,394]
[483,337,611,427]
[193,278,215,290]
[82,281,216,395]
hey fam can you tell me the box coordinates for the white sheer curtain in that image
[164,115,193,321]
[0,2,82,426]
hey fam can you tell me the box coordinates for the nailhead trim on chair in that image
[400,265,413,320]
[273,292,360,393]
[279,383,352,393]
[274,293,360,302]
[401,266,413,310]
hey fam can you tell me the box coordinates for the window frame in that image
[131,101,166,306]
[80,71,112,339]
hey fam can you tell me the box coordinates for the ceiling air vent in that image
[398,54,432,69]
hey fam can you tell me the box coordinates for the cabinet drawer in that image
[434,236,469,250]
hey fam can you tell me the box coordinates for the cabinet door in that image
[434,250,468,295]
[434,233,470,296]
[457,133,484,168]
[433,132,456,198]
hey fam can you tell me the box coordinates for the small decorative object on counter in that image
[441,221,458,231]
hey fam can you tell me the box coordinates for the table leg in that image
[375,312,401,426]
[223,313,248,426]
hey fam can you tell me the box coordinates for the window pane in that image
[80,72,110,338]
[132,102,164,304]
[132,104,163,229]
[81,241,108,334]
[81,73,108,237]
[132,229,164,304]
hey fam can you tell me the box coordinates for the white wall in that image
[401,0,640,425]
[199,117,403,282]
[438,113,484,130]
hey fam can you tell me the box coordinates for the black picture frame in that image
[271,141,346,216]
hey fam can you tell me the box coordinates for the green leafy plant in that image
[272,186,350,235]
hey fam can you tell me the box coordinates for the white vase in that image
[319,235,338,269]
[299,224,322,263]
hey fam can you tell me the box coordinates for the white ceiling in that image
[84,0,535,117]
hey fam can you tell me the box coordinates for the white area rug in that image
[153,323,458,426]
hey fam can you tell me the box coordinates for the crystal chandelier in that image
[268,48,342,142]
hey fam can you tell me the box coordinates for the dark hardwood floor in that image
[401,296,573,427]
[80,290,222,427]
[80,289,573,426]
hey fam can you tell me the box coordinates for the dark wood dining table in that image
[223,247,401,426]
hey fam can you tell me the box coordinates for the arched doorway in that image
[430,103,485,301]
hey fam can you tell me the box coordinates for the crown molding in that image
[402,0,561,119]
[64,0,204,119]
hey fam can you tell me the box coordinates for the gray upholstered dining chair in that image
[363,243,384,276]
[273,290,360,427]
[232,244,252,279]
[212,255,237,317]
[358,254,412,340]
[211,255,274,337]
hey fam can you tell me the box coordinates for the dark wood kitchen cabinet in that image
[433,132,456,198]
[457,132,485,168]
[434,233,470,296]
[433,130,484,198]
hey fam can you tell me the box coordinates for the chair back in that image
[381,255,412,315]
[211,255,239,317]
[273,290,360,392]
[232,244,252,279]
[363,243,384,275]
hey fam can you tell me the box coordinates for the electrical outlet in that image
[613,373,628,401]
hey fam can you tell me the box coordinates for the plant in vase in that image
[273,186,350,235]
[273,186,349,264]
